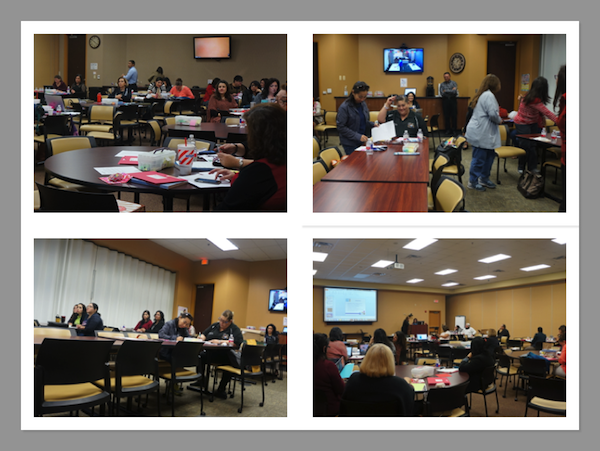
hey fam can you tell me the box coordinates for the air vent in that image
[313,241,332,248]
[353,274,370,279]
[492,269,505,273]
[372,272,386,277]
[406,254,421,259]
[553,255,566,260]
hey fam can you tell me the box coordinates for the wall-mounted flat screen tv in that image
[324,286,377,323]
[268,289,287,313]
[194,36,231,59]
[384,48,424,73]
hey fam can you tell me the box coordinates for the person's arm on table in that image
[218,152,253,170]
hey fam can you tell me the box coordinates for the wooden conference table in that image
[43,146,228,212]
[162,123,248,141]
[314,139,430,212]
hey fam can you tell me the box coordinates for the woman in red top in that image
[134,310,153,332]
[553,65,566,212]
[326,327,348,365]
[202,78,220,106]
[207,80,238,122]
[514,76,557,173]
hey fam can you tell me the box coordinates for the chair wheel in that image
[259,402,264,407]
[238,408,242,413]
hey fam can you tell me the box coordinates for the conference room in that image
[32,33,287,212]
[312,238,570,418]
[312,33,570,213]
[32,238,287,419]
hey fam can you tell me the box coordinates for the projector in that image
[392,262,404,269]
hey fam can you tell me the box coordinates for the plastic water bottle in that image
[417,128,423,143]
[541,128,547,139]
[188,134,196,150]
[228,334,234,345]
[366,138,373,155]
[403,130,409,141]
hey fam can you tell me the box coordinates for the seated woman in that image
[342,343,415,416]
[439,324,451,340]
[134,310,153,332]
[370,328,395,356]
[70,74,86,98]
[255,78,280,103]
[458,337,495,393]
[484,328,500,356]
[209,103,286,211]
[207,80,238,122]
[377,94,427,138]
[148,310,165,334]
[264,323,279,345]
[406,91,420,110]
[555,333,566,377]
[202,78,220,106]
[51,75,68,92]
[169,78,194,99]
[76,303,104,336]
[314,333,345,416]
[67,303,87,327]
[158,312,193,361]
[326,326,347,366]
[108,77,132,102]
[241,80,262,107]
[393,330,408,365]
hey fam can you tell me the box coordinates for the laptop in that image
[417,334,428,341]
[346,346,353,358]
[45,94,66,111]
[359,343,370,355]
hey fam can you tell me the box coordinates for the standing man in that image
[440,72,458,135]
[122,60,138,92]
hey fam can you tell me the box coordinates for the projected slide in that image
[324,287,377,322]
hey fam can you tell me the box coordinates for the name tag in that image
[408,122,416,129]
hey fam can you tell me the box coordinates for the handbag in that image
[517,170,544,199]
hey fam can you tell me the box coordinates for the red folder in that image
[118,155,139,165]
[427,377,450,386]
[131,171,184,185]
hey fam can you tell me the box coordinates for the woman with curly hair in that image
[207,79,238,122]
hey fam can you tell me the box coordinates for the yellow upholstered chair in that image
[34,327,76,339]
[428,153,450,211]
[494,125,526,184]
[79,105,116,134]
[369,111,379,122]
[153,101,175,122]
[313,160,329,185]
[44,136,98,190]
[318,146,343,171]
[314,110,337,146]
[85,112,123,145]
[225,117,240,125]
[164,117,176,126]
[147,120,162,146]
[313,136,321,160]
[432,176,465,212]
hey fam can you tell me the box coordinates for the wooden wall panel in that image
[530,285,552,338]
[512,287,531,338]
[496,289,514,335]
[481,291,497,333]
[552,283,567,335]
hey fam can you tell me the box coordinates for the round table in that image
[43,146,227,211]
[395,365,469,390]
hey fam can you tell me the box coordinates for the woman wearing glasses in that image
[336,81,375,155]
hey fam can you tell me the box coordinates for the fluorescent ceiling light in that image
[353,274,370,279]
[403,239,438,251]
[552,239,567,245]
[312,270,317,276]
[372,260,394,268]
[313,252,328,262]
[479,254,511,264]
[406,278,424,284]
[435,269,457,276]
[207,238,238,251]
[474,275,497,280]
[520,264,551,272]
[442,282,459,287]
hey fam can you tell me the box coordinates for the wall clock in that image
[89,35,101,49]
[449,52,466,74]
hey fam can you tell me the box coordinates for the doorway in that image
[193,284,214,333]
[487,41,517,111]
[67,34,86,87]
[313,42,320,101]
[428,310,441,335]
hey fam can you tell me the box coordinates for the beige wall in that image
[35,34,286,89]
[89,240,286,330]
[313,282,446,337]
[445,281,566,338]
[314,34,542,112]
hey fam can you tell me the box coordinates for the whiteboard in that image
[455,315,466,330]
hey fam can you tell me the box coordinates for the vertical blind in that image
[34,239,176,328]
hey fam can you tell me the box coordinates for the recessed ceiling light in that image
[372,260,394,268]
[313,252,328,262]
[353,274,370,279]
[520,264,551,272]
[407,278,424,284]
[312,270,317,276]
[442,282,459,287]
[403,239,438,251]
[207,238,238,251]
[474,275,497,280]
[552,239,567,245]
[435,269,457,275]
[479,254,511,264]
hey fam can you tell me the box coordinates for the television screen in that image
[323,286,377,323]
[268,289,287,313]
[383,48,424,73]
[194,36,231,59]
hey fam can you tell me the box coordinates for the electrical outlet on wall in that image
[327,88,332,94]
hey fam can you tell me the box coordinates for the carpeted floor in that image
[316,131,564,213]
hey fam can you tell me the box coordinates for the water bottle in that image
[228,334,234,345]
[540,128,547,139]
[96,92,102,103]
[366,138,373,155]
[240,116,245,127]
[417,128,423,143]
[403,130,409,141]
[188,134,196,150]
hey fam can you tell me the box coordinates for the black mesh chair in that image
[469,365,499,416]
[34,338,114,416]
[515,356,548,401]
[424,380,470,417]
[35,182,120,212]
[339,398,404,417]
